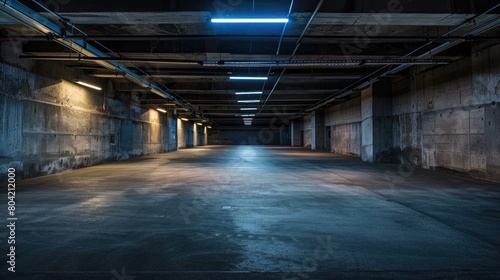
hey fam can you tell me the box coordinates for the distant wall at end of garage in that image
[207,128,281,145]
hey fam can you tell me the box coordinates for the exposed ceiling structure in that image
[1,0,500,127]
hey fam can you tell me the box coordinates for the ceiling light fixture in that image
[238,100,260,103]
[181,118,189,121]
[76,80,102,91]
[211,18,289,24]
[156,108,167,113]
[240,108,257,111]
[230,76,268,81]
[235,91,263,95]
[196,123,203,126]
[241,114,256,117]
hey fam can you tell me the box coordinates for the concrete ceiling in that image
[1,0,500,127]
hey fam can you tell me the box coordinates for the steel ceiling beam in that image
[0,34,500,43]
[4,34,500,43]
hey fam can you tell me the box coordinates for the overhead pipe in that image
[255,0,295,117]
[22,55,450,67]
[20,55,200,65]
[203,58,450,68]
[259,0,324,114]
[0,0,192,111]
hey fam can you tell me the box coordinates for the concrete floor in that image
[2,146,500,280]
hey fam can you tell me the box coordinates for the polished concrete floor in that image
[2,145,500,279]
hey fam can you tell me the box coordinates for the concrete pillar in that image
[204,127,208,146]
[187,122,194,148]
[169,113,178,151]
[162,113,170,152]
[311,110,325,150]
[361,79,393,162]
[291,120,303,146]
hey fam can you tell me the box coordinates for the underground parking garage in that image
[1,0,500,279]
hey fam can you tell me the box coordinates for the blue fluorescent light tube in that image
[211,18,289,23]
[235,91,263,95]
[238,100,260,103]
[230,76,268,80]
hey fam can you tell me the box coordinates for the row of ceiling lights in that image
[231,77,268,126]
[156,112,212,128]
[72,76,212,128]
[215,17,287,126]
[75,70,272,128]
[75,17,288,128]
[74,78,213,128]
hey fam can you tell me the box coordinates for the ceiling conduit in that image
[0,0,191,111]
[259,0,324,114]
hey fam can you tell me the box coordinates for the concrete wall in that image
[177,119,193,149]
[0,43,173,179]
[177,121,206,148]
[303,114,312,148]
[207,129,281,145]
[324,97,362,156]
[291,120,304,146]
[316,43,500,181]
[193,123,207,146]
[392,43,500,181]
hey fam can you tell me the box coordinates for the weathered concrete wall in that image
[324,97,362,156]
[177,119,193,149]
[291,119,303,146]
[0,43,172,179]
[393,43,500,181]
[193,123,207,146]
[319,43,500,181]
[303,114,312,148]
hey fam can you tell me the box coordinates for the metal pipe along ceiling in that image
[0,0,190,111]
[259,0,325,114]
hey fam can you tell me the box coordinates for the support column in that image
[291,120,303,146]
[169,113,178,151]
[312,109,325,150]
[361,79,393,162]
